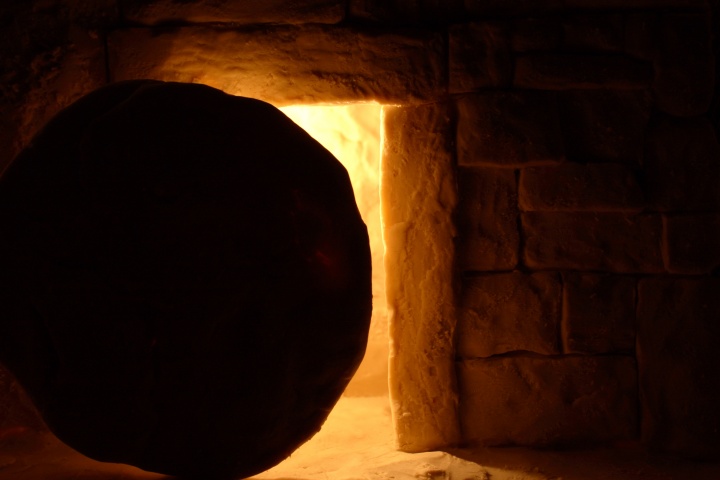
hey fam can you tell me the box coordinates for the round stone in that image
[0,80,372,479]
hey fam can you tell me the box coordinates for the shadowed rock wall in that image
[0,0,718,461]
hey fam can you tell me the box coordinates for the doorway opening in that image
[279,103,387,398]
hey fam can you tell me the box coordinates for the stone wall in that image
[0,0,718,460]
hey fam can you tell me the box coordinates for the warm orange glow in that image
[279,103,387,396]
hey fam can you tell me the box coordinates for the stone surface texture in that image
[456,92,565,167]
[562,273,636,354]
[1,0,719,465]
[514,54,653,90]
[522,212,663,272]
[458,356,638,446]
[350,0,464,22]
[558,90,651,165]
[663,214,720,274]
[519,164,644,212]
[382,103,461,452]
[109,26,445,106]
[457,273,561,357]
[0,2,108,173]
[0,81,372,479]
[456,167,519,271]
[449,22,512,92]
[637,278,720,459]
[644,116,720,212]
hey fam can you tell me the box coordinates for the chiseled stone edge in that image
[108,25,446,106]
[383,102,461,452]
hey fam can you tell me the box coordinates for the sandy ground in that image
[1,395,719,480]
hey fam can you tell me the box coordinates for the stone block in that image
[349,0,464,22]
[383,103,461,452]
[562,14,625,52]
[109,26,445,105]
[562,273,636,354]
[522,212,663,273]
[519,163,644,212]
[120,0,344,25]
[456,91,565,167]
[457,167,519,271]
[644,116,720,212]
[653,14,713,117]
[637,277,720,459]
[663,214,720,274]
[558,90,651,165]
[457,273,561,357]
[514,54,653,90]
[458,356,638,446]
[449,22,512,93]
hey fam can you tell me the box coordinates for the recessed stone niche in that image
[1,0,719,474]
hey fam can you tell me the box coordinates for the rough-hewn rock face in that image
[519,163,644,212]
[0,80,372,479]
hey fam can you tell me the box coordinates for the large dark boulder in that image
[0,80,372,479]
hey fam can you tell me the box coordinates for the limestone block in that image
[644,116,720,212]
[458,356,638,446]
[457,167,519,271]
[637,277,720,459]
[519,163,644,212]
[522,212,663,272]
[449,22,512,93]
[562,273,636,354]
[514,54,653,90]
[457,273,561,358]
[120,0,344,25]
[558,90,651,165]
[349,0,464,22]
[663,214,720,274]
[653,14,713,117]
[382,103,461,452]
[109,26,445,105]
[456,91,565,167]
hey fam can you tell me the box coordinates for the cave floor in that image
[1,396,718,480]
